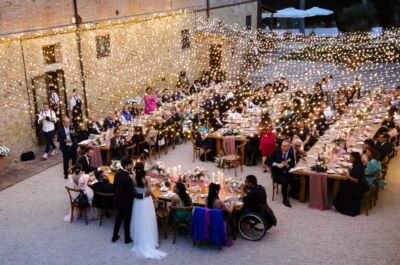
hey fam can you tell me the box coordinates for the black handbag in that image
[76,191,89,209]
[20,151,35,161]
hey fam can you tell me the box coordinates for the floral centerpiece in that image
[227,178,243,193]
[110,160,122,172]
[223,128,240,136]
[0,146,10,158]
[147,161,166,175]
[310,154,328,173]
[185,167,207,181]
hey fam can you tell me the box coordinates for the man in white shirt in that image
[38,103,58,159]
[49,86,60,113]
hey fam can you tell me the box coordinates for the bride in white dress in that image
[130,162,167,259]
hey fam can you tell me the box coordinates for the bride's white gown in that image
[130,187,167,259]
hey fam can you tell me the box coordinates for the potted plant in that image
[0,146,10,171]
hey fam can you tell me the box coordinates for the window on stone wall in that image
[246,15,252,30]
[96,34,111,58]
[181,29,190,49]
[42,43,62,64]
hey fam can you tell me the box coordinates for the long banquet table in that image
[292,97,388,203]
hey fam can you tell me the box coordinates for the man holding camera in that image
[38,103,58,160]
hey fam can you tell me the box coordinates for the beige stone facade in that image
[0,1,258,162]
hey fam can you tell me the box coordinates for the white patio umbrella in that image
[262,7,312,19]
[305,7,334,16]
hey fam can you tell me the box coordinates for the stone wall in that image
[0,0,257,34]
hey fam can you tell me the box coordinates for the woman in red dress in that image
[259,119,276,172]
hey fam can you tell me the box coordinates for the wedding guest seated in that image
[172,87,185,101]
[114,110,122,128]
[130,102,141,118]
[145,124,157,147]
[110,129,128,160]
[171,182,193,223]
[362,139,375,165]
[120,106,133,122]
[375,132,393,160]
[63,164,97,222]
[364,147,382,185]
[88,116,102,134]
[209,110,227,131]
[240,175,266,214]
[77,147,97,174]
[161,89,171,103]
[195,132,215,162]
[267,140,295,208]
[77,123,90,142]
[334,152,368,217]
[92,170,114,211]
[206,183,234,217]
[103,112,116,130]
[130,127,147,155]
[92,170,113,193]
[189,80,202,94]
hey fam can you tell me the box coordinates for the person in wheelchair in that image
[239,175,277,232]
[240,175,266,214]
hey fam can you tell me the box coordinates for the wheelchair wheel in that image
[238,212,267,241]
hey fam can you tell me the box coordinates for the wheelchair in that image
[237,211,268,241]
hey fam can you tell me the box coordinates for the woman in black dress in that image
[334,152,367,217]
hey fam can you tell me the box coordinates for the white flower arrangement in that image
[148,161,166,174]
[0,146,10,157]
[227,177,244,192]
[110,160,122,171]
[185,166,208,181]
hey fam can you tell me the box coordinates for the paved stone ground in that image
[1,142,400,265]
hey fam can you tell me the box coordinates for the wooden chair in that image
[169,205,193,244]
[361,190,373,216]
[156,201,169,239]
[190,132,203,162]
[65,186,89,225]
[94,191,114,226]
[222,142,246,177]
[272,179,280,201]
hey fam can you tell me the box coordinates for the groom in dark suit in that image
[112,158,134,244]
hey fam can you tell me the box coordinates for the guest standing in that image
[58,117,78,179]
[259,121,275,172]
[70,89,83,128]
[144,87,157,114]
[112,159,134,244]
[110,129,128,161]
[38,103,58,159]
[334,152,367,217]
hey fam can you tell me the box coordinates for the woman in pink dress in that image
[144,87,157,114]
[259,120,276,172]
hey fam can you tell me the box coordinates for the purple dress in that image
[144,94,157,114]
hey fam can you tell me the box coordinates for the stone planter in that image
[0,156,6,171]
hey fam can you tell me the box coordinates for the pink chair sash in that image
[89,145,103,167]
[223,136,236,155]
[309,172,330,210]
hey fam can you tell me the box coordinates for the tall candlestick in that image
[212,172,215,183]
